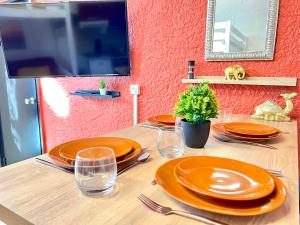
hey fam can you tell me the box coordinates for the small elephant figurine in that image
[224,65,246,80]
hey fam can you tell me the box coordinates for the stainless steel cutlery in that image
[35,158,74,174]
[138,194,228,225]
[213,134,277,150]
[117,152,150,175]
[140,124,174,130]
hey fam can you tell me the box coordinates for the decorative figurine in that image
[251,92,297,122]
[224,65,246,80]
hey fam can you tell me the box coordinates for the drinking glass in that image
[157,127,185,158]
[175,116,184,129]
[75,147,117,197]
[219,108,232,122]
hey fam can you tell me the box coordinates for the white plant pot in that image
[99,88,107,95]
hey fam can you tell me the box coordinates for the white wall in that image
[215,0,269,51]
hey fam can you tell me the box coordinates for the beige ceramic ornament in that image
[251,92,297,121]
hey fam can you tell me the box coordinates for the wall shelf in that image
[182,76,297,87]
[70,90,120,98]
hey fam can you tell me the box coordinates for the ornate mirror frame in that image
[205,0,279,61]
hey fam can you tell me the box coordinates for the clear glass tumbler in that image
[157,127,185,158]
[175,116,184,129]
[75,147,117,197]
[219,108,232,122]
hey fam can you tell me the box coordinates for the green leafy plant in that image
[99,80,106,89]
[174,83,218,123]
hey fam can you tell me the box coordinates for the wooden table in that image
[0,115,298,225]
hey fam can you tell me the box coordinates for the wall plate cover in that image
[130,84,140,95]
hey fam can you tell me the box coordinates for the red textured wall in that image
[39,0,300,156]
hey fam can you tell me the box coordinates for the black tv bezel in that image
[0,0,131,78]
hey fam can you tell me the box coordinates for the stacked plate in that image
[148,114,176,126]
[155,156,286,216]
[48,137,142,169]
[212,122,281,141]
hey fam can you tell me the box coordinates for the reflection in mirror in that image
[205,0,279,61]
[213,0,269,53]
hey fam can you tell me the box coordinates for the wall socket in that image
[130,84,140,95]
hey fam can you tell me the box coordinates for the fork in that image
[213,134,277,150]
[138,194,228,225]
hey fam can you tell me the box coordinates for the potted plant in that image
[99,80,107,95]
[174,83,218,148]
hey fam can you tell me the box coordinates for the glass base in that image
[158,147,184,158]
[79,185,114,197]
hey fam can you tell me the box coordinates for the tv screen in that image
[0,1,130,78]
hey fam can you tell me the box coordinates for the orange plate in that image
[155,157,286,216]
[174,157,275,201]
[212,123,281,141]
[48,137,142,168]
[148,114,176,125]
[58,137,133,161]
[223,122,279,137]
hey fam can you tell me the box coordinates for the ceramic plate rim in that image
[155,156,287,216]
[174,157,275,201]
[223,122,279,137]
[48,137,142,168]
[148,114,176,125]
[212,123,281,141]
[58,137,133,161]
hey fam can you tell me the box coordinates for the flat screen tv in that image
[0,1,130,78]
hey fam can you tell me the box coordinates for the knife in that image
[35,158,74,174]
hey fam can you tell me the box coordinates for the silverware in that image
[138,194,228,225]
[117,152,150,175]
[213,134,277,150]
[267,169,283,177]
[151,168,283,185]
[140,124,174,130]
[35,158,74,174]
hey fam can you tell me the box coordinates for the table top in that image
[0,115,298,225]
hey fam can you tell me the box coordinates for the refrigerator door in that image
[0,44,42,165]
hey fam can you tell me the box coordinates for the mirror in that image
[205,0,279,61]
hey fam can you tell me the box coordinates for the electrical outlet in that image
[130,84,140,95]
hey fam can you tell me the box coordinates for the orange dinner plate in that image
[48,137,142,167]
[212,123,281,141]
[148,114,176,125]
[174,157,275,201]
[223,122,279,137]
[155,157,286,216]
[48,144,74,169]
[58,137,133,161]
